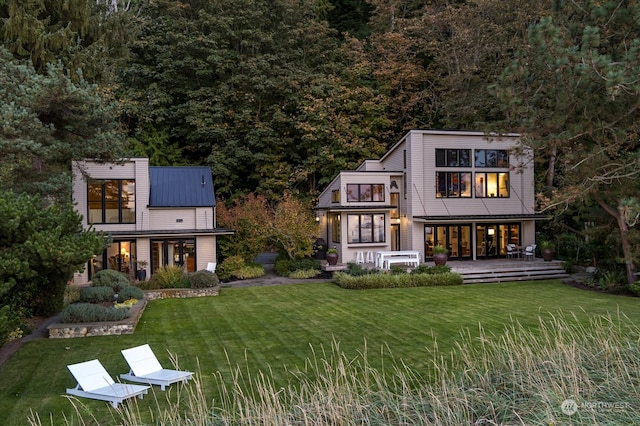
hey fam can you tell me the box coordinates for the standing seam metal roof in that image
[149,166,216,207]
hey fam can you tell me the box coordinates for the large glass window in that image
[347,214,385,243]
[436,172,472,198]
[436,149,471,167]
[151,239,196,273]
[475,172,509,198]
[346,184,385,202]
[474,149,509,168]
[88,179,135,224]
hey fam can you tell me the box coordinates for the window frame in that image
[346,184,385,202]
[87,179,136,224]
[475,172,510,198]
[347,213,386,244]
[435,172,472,198]
[474,149,509,168]
[435,149,471,167]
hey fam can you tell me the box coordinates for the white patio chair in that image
[120,344,193,391]
[524,245,535,261]
[66,359,150,408]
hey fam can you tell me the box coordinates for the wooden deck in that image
[336,257,569,284]
[447,258,569,283]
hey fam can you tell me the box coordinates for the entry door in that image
[391,224,400,251]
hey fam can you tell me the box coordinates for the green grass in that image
[1,280,639,425]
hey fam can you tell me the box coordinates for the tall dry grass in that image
[34,312,640,425]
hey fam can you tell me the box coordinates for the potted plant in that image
[326,247,339,266]
[433,245,448,266]
[135,259,148,281]
[540,241,554,262]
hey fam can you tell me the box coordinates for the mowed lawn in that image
[1,280,639,425]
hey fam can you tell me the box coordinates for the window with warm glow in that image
[87,179,135,224]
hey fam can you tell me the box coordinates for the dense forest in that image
[1,0,640,284]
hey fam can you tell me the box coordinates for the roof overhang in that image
[102,228,235,238]
[412,214,549,223]
[314,205,396,212]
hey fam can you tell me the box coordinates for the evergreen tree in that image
[494,0,640,284]
[0,47,128,202]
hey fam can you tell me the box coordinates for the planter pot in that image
[541,248,554,262]
[326,253,339,266]
[433,253,448,266]
[136,269,147,281]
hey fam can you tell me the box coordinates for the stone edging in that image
[47,287,219,339]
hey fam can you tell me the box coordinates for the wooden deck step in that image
[450,261,569,284]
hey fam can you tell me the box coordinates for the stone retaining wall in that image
[144,287,218,300]
[48,300,147,339]
[48,286,219,338]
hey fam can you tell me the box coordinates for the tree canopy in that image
[0,47,128,202]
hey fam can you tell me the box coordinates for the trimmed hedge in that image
[116,286,145,302]
[60,303,131,323]
[189,270,220,288]
[334,271,463,289]
[79,286,115,303]
[90,269,130,292]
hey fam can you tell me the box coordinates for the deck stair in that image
[450,260,569,284]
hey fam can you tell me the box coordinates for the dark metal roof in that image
[149,166,216,207]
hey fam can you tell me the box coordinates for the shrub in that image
[90,269,130,292]
[63,286,82,307]
[79,286,115,303]
[274,255,320,277]
[412,264,452,275]
[116,286,145,302]
[217,255,246,280]
[60,303,131,323]
[232,263,265,280]
[289,269,320,279]
[274,256,293,277]
[189,270,220,288]
[344,262,376,277]
[334,271,463,289]
[144,266,188,289]
[217,256,264,280]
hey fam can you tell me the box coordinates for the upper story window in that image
[474,149,509,168]
[331,190,340,203]
[436,149,471,167]
[88,179,136,224]
[346,184,385,202]
[475,172,509,198]
[436,172,472,198]
[390,193,400,219]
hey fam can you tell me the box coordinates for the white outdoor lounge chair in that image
[66,359,150,408]
[119,344,193,391]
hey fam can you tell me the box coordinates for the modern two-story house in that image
[71,158,233,284]
[315,129,541,264]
